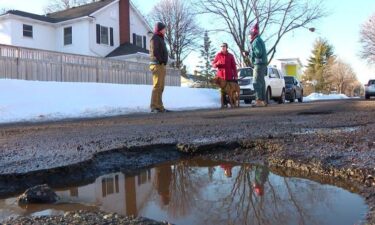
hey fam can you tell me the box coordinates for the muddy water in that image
[0,159,368,225]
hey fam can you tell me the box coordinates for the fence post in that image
[96,60,99,83]
[16,47,20,80]
[60,55,63,82]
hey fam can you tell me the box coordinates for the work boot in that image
[252,100,267,107]
[260,101,268,107]
[151,109,163,113]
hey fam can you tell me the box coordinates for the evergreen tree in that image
[197,31,216,87]
[303,38,334,92]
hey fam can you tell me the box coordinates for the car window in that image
[273,69,280,78]
[238,68,253,78]
[369,80,375,85]
[268,68,276,78]
[284,77,294,84]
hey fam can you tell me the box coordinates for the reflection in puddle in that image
[0,159,368,225]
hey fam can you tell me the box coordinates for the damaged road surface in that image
[0,99,374,224]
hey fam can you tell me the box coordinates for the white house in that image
[0,0,152,62]
[56,170,156,217]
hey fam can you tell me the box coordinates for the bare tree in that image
[197,0,325,65]
[149,0,201,69]
[44,0,99,13]
[1,8,10,14]
[360,12,375,64]
[324,58,358,95]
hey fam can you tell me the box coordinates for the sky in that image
[1,0,375,84]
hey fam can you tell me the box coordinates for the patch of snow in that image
[304,93,349,102]
[0,79,220,124]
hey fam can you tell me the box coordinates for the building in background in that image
[275,58,303,79]
[0,0,151,62]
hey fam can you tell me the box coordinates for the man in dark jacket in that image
[150,22,169,113]
[212,43,237,108]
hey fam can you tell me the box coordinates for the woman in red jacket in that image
[212,43,238,108]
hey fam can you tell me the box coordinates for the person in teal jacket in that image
[246,23,268,107]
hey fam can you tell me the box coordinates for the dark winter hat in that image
[221,43,228,48]
[154,22,166,33]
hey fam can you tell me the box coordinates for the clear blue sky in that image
[1,0,375,83]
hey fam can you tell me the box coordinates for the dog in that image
[212,77,240,108]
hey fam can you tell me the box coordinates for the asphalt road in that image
[0,99,374,175]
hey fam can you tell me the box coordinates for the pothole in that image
[298,111,333,116]
[0,158,368,225]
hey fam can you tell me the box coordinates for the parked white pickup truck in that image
[365,79,375,99]
[238,67,286,104]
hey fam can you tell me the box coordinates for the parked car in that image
[238,67,286,104]
[365,79,375,99]
[284,76,304,103]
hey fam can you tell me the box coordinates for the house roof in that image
[106,43,149,57]
[47,0,116,21]
[277,58,303,66]
[5,10,58,23]
[2,0,116,23]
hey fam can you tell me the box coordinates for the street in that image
[0,99,374,174]
[0,99,374,223]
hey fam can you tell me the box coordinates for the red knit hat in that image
[253,183,264,196]
[250,23,260,42]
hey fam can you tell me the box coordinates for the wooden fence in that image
[0,44,181,86]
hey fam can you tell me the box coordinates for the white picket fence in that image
[0,44,181,86]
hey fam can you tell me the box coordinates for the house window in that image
[101,175,120,197]
[23,24,33,38]
[100,26,109,45]
[136,35,143,48]
[64,27,72,45]
[133,33,146,48]
[96,24,114,46]
[137,170,151,186]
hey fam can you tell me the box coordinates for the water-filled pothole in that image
[0,159,368,225]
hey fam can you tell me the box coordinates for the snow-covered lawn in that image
[0,79,220,124]
[304,93,350,102]
[0,79,356,124]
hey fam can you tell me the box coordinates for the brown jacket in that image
[150,34,168,65]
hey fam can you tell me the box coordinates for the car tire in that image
[244,99,252,104]
[365,94,370,100]
[266,88,271,105]
[278,89,285,104]
[290,91,296,103]
[298,91,303,103]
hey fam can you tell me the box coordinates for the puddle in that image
[0,159,368,225]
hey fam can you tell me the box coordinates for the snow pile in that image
[304,93,349,102]
[0,79,220,124]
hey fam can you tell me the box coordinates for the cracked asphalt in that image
[0,99,374,175]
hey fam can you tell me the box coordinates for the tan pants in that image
[150,64,166,110]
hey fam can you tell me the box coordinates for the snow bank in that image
[0,79,220,124]
[304,93,349,102]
